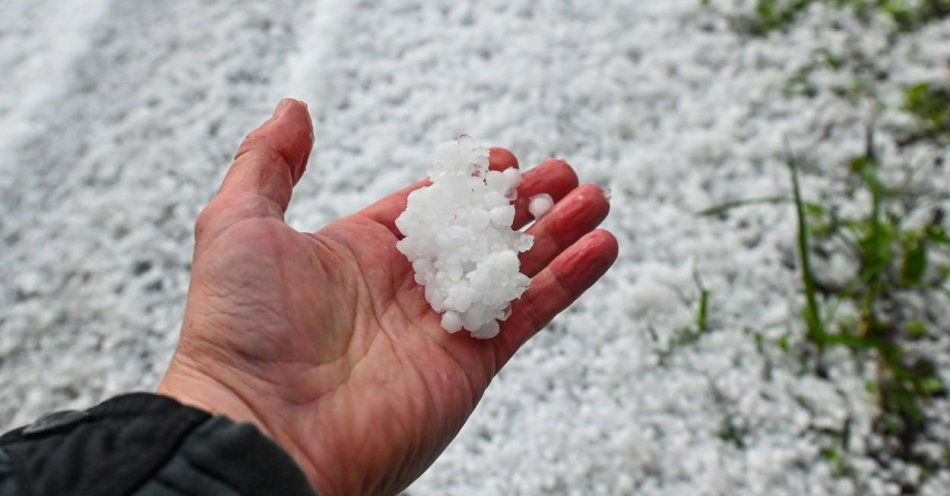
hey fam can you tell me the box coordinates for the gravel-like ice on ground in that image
[395,136,531,339]
[1,1,948,494]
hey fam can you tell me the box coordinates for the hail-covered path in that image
[1,1,948,494]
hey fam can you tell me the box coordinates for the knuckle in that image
[194,206,215,238]
[235,136,290,170]
[520,290,549,332]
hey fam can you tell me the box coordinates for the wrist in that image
[157,355,334,495]
[157,358,261,426]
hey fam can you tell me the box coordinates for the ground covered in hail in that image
[1,1,947,495]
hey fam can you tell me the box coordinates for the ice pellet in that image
[528,193,554,218]
[441,311,463,333]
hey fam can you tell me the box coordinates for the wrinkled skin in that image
[158,99,617,495]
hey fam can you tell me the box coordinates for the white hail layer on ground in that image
[395,136,532,339]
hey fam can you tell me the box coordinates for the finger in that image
[363,147,519,235]
[487,147,518,172]
[225,99,313,207]
[511,159,578,230]
[196,99,314,242]
[519,184,610,277]
[494,229,618,366]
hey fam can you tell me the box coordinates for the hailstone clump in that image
[395,136,534,339]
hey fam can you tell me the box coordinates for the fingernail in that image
[273,98,295,118]
[565,235,617,290]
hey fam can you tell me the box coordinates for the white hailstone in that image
[528,193,554,218]
[441,311,463,333]
[395,136,533,339]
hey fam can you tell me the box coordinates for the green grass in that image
[902,83,950,144]
[693,134,949,480]
[780,137,944,471]
[688,1,950,484]
[715,0,950,36]
[696,195,790,217]
[655,272,715,364]
[694,142,948,466]
[698,0,950,485]
[789,141,948,468]
[787,146,827,350]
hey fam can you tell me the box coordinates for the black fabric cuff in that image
[0,393,316,496]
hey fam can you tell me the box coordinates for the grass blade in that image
[786,145,827,347]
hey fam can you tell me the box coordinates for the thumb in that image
[195,99,314,243]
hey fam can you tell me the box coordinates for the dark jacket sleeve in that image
[0,393,317,496]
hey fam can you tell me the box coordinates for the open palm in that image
[157,100,617,495]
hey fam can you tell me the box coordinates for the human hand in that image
[157,99,617,495]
